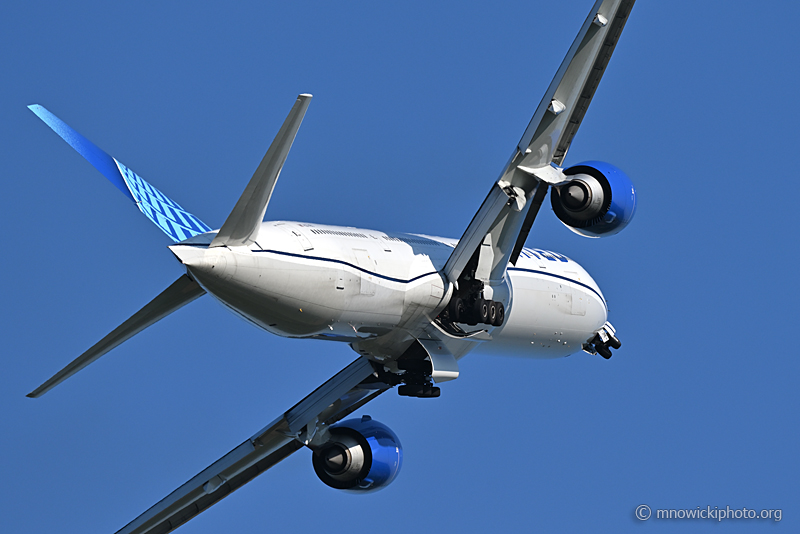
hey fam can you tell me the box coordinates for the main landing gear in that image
[396,359,440,398]
[366,357,442,398]
[448,296,505,327]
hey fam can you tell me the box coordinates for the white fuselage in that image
[170,221,608,362]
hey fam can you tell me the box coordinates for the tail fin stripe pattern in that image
[114,160,211,242]
[27,104,211,243]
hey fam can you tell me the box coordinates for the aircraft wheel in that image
[492,302,505,326]
[398,385,424,397]
[423,385,441,398]
[474,298,489,324]
[488,301,497,325]
[607,334,621,350]
[597,344,612,359]
[449,297,466,323]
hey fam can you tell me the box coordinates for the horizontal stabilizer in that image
[28,105,211,242]
[27,274,205,398]
[210,94,312,248]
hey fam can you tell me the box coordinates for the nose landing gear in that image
[583,322,621,359]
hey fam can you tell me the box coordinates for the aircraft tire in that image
[449,297,466,323]
[474,298,489,324]
[424,386,441,398]
[492,302,505,326]
[398,384,424,397]
[597,344,612,359]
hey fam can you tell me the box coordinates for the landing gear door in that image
[418,339,459,383]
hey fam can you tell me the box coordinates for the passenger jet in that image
[27,1,637,532]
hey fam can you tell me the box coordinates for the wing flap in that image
[27,274,205,398]
[508,180,549,265]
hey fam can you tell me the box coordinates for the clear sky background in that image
[2,1,798,532]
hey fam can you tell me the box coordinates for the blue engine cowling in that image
[312,415,402,493]
[550,161,636,237]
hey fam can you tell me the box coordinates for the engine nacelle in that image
[550,161,636,237]
[312,415,402,493]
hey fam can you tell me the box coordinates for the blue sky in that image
[2,0,798,532]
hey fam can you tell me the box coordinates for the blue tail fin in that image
[28,105,211,242]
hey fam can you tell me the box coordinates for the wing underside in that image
[115,357,385,534]
[519,0,636,167]
[443,0,636,282]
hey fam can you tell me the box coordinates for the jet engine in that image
[550,161,636,237]
[312,415,402,493]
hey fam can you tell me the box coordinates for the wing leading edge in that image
[443,0,636,282]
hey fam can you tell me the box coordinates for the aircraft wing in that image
[514,0,636,170]
[115,357,386,534]
[443,0,635,282]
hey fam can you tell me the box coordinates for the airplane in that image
[26,1,637,532]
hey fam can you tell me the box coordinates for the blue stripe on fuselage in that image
[507,267,606,308]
